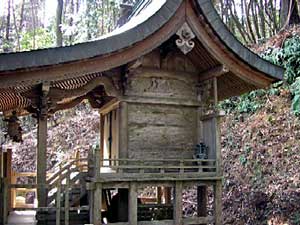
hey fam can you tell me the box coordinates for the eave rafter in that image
[0,75,120,116]
[199,65,229,82]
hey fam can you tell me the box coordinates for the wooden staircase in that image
[36,158,90,225]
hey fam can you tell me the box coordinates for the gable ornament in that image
[176,22,195,55]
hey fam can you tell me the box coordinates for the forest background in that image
[2,0,300,224]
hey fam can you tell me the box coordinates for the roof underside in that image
[0,0,284,115]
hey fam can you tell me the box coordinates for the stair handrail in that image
[47,158,88,186]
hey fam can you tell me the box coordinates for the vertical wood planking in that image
[37,115,47,207]
[93,183,102,225]
[214,180,222,225]
[129,182,138,225]
[174,181,183,225]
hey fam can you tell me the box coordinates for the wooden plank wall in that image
[124,65,199,160]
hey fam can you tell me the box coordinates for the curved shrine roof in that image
[0,0,284,114]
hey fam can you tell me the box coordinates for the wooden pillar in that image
[100,113,104,166]
[5,149,12,211]
[93,183,102,225]
[94,147,100,179]
[214,181,222,225]
[56,182,61,225]
[213,77,222,176]
[0,150,2,225]
[174,181,183,225]
[65,172,70,225]
[118,101,128,159]
[3,177,8,224]
[37,114,48,208]
[129,182,137,225]
[197,185,207,224]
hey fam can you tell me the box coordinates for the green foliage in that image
[290,77,300,116]
[222,35,300,117]
[292,212,300,224]
[220,89,267,114]
[20,28,54,50]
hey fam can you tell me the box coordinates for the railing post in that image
[179,160,184,173]
[65,172,70,225]
[93,183,102,225]
[129,182,137,225]
[56,181,61,225]
[94,148,100,179]
[11,170,16,208]
[214,180,222,225]
[174,181,183,225]
[3,178,8,225]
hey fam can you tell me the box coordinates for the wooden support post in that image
[94,147,100,179]
[56,182,61,225]
[100,113,104,167]
[0,150,2,225]
[93,183,102,225]
[197,185,207,224]
[214,181,222,225]
[37,113,48,208]
[11,171,16,208]
[65,173,70,225]
[213,77,222,176]
[118,102,128,159]
[6,149,12,212]
[174,181,183,225]
[129,182,137,225]
[3,178,8,225]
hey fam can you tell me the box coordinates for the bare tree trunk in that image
[4,0,11,52]
[12,0,20,51]
[258,0,266,39]
[281,0,300,29]
[56,0,64,47]
[245,0,257,43]
[251,0,261,40]
[68,0,74,44]
[30,0,37,49]
[19,0,25,33]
